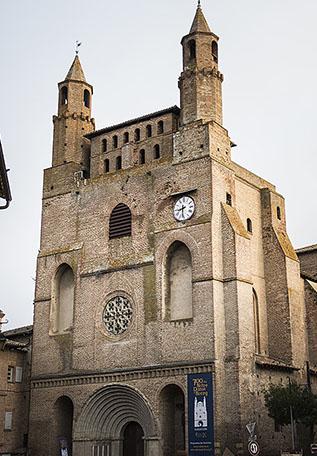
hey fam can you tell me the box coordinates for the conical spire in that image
[190,3,211,34]
[65,55,86,82]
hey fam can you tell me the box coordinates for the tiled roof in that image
[85,106,180,139]
[296,244,317,254]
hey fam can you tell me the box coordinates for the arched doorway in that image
[160,384,185,456]
[123,421,144,456]
[53,396,74,456]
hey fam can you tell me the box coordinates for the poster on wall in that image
[188,372,214,456]
[59,437,69,456]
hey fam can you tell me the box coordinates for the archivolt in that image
[74,384,157,440]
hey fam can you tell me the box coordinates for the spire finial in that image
[75,40,82,55]
[197,0,201,8]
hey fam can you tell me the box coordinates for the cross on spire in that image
[75,40,82,55]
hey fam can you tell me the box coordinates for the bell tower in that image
[179,3,223,126]
[52,55,94,167]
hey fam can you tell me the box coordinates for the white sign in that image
[248,440,260,456]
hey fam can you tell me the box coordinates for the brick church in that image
[28,4,317,456]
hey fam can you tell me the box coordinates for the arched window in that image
[116,156,122,170]
[139,149,145,164]
[154,144,160,159]
[102,138,108,152]
[253,289,261,354]
[157,120,164,135]
[277,206,281,220]
[113,135,118,149]
[104,159,110,173]
[212,41,218,63]
[134,128,141,142]
[51,264,75,334]
[226,192,232,206]
[123,132,129,144]
[84,89,90,108]
[109,203,132,239]
[146,125,152,138]
[247,218,253,233]
[164,241,193,321]
[60,86,68,105]
[188,40,196,60]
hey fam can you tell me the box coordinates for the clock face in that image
[173,195,195,221]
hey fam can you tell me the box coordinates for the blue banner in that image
[188,373,214,455]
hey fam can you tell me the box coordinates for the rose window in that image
[103,296,133,335]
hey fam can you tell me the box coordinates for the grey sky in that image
[1,0,316,329]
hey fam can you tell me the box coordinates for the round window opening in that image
[103,296,133,336]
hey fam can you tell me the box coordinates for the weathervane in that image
[75,40,82,55]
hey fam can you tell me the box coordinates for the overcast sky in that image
[1,0,316,329]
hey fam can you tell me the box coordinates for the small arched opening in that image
[247,218,253,233]
[212,41,218,63]
[102,138,107,152]
[60,86,68,105]
[157,120,164,135]
[277,206,281,220]
[160,384,185,456]
[104,158,110,174]
[113,135,118,149]
[123,132,130,144]
[134,128,141,142]
[139,149,145,165]
[188,39,196,60]
[153,144,160,160]
[146,124,152,138]
[116,155,122,170]
[83,89,90,108]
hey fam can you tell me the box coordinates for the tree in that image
[264,381,317,442]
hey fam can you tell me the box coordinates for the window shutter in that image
[109,204,132,239]
[15,367,23,383]
[4,411,12,430]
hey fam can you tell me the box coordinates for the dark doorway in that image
[160,385,185,456]
[123,421,144,456]
[54,396,74,456]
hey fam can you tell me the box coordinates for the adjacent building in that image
[0,317,32,456]
[28,5,317,456]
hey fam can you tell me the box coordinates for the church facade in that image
[28,5,317,456]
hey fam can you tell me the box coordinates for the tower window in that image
[60,86,68,105]
[113,135,118,149]
[277,206,281,220]
[157,120,164,135]
[188,39,196,60]
[226,193,232,206]
[146,125,152,138]
[104,159,110,173]
[134,128,141,142]
[7,366,14,383]
[83,89,90,108]
[247,218,253,233]
[154,144,160,159]
[102,139,107,152]
[123,132,129,144]
[109,203,132,239]
[139,149,145,164]
[212,41,218,63]
[116,155,122,170]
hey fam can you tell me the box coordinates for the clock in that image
[173,195,195,221]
